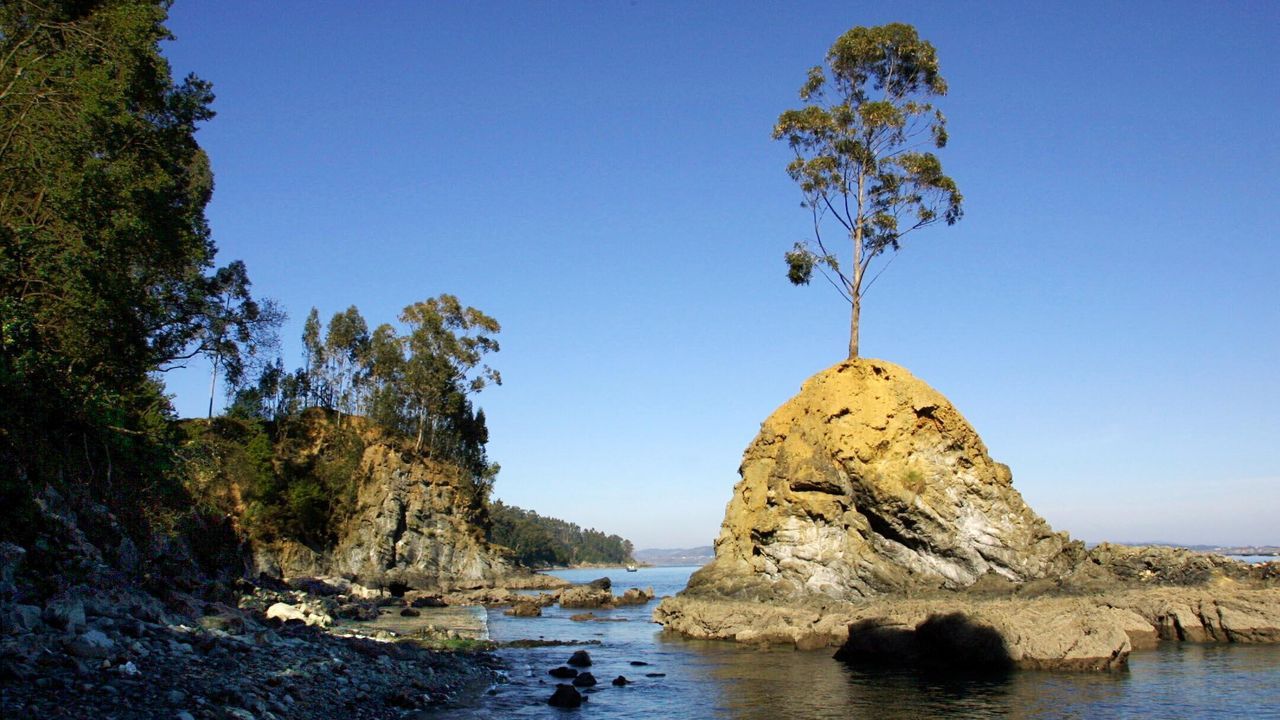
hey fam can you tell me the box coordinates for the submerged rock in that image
[566,649,592,667]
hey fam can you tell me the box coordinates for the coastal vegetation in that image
[488,501,636,568]
[775,23,963,359]
[0,0,261,569]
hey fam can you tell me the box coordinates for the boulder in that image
[572,671,597,687]
[65,629,115,659]
[560,585,614,609]
[548,684,582,708]
[566,650,592,667]
[504,599,542,617]
[548,666,578,679]
[616,587,655,605]
[265,602,331,628]
[611,675,629,686]
[1,604,42,635]
[43,595,87,632]
[688,359,1082,602]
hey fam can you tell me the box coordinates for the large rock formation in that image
[184,410,518,591]
[252,442,514,590]
[689,358,1082,601]
[658,358,1280,670]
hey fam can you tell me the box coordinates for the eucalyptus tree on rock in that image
[196,260,284,418]
[323,306,370,420]
[774,23,963,359]
[399,294,500,455]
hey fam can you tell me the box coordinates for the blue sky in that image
[160,1,1279,549]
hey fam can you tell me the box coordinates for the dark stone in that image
[645,673,665,677]
[399,607,420,617]
[571,672,596,687]
[566,650,592,667]
[628,660,649,666]
[548,666,578,679]
[611,675,628,686]
[587,577,611,591]
[409,596,445,608]
[548,684,582,708]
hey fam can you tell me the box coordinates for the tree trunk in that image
[848,293,860,360]
[207,354,219,418]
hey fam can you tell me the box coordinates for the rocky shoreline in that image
[654,584,1280,671]
[0,579,505,720]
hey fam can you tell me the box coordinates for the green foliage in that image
[181,413,367,547]
[488,501,635,568]
[0,1,269,559]
[283,296,501,485]
[774,23,963,358]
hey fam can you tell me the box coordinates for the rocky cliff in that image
[251,444,513,590]
[186,411,515,591]
[689,358,1082,601]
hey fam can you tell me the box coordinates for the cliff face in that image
[252,443,512,590]
[689,358,1083,601]
[186,411,513,591]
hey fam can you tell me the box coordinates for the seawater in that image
[425,566,1280,719]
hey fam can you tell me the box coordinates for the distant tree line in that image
[488,501,635,567]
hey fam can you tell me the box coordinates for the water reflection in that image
[422,567,1280,719]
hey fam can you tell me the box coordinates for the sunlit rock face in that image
[688,358,1084,601]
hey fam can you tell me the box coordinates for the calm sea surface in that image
[425,566,1280,719]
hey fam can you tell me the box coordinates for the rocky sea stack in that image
[689,358,1081,601]
[658,359,1280,669]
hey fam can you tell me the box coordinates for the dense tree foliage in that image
[775,23,963,359]
[488,501,635,568]
[0,0,271,544]
[229,295,500,488]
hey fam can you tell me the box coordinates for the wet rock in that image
[611,675,629,686]
[588,577,611,591]
[548,666,578,679]
[399,607,421,617]
[548,683,583,708]
[628,660,649,666]
[334,603,379,621]
[571,672,597,687]
[504,599,542,617]
[566,650,592,667]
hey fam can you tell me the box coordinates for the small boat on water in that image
[626,564,638,572]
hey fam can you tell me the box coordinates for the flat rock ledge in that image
[653,586,1280,672]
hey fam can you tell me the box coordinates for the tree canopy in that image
[0,0,271,540]
[774,23,963,359]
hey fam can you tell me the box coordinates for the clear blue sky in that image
[159,1,1279,549]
